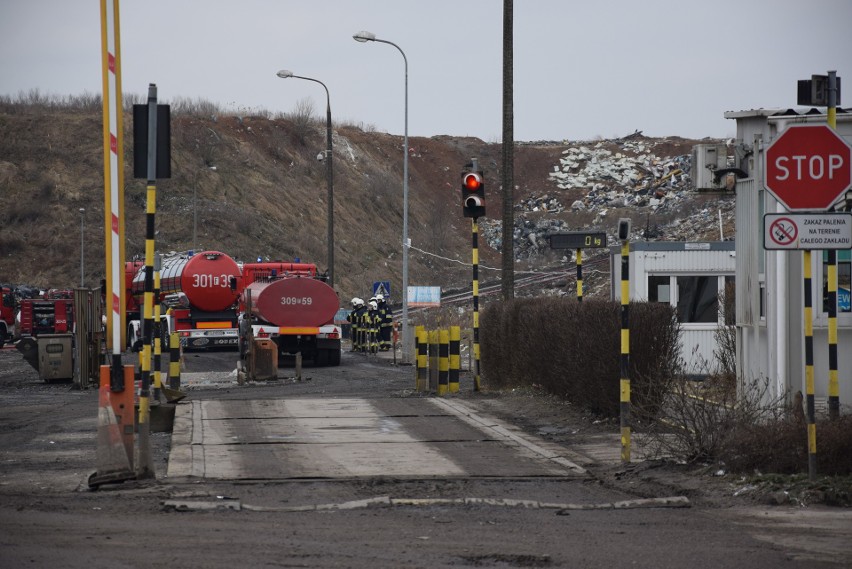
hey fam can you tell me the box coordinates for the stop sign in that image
[765,124,852,211]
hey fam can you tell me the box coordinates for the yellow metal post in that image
[804,250,817,480]
[620,239,631,463]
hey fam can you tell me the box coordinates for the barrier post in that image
[91,363,136,487]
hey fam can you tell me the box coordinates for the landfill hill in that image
[0,101,733,301]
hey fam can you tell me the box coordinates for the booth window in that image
[676,276,718,323]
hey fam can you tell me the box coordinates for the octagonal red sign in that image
[765,124,852,211]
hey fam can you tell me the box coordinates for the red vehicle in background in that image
[0,286,15,347]
[16,289,76,339]
[127,251,243,350]
[240,261,341,366]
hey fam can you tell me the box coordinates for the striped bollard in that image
[438,329,449,396]
[449,326,460,393]
[168,331,181,389]
[415,326,428,392]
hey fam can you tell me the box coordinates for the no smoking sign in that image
[764,213,852,250]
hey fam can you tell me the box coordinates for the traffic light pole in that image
[576,248,583,302]
[461,159,485,391]
[472,217,481,391]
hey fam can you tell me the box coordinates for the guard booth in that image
[609,241,736,376]
[726,105,852,406]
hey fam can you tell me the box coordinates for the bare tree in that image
[289,97,316,146]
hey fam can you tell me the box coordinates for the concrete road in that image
[167,397,587,480]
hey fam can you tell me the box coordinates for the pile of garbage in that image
[551,139,692,208]
[479,135,734,261]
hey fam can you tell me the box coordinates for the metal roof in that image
[609,241,735,253]
[724,107,850,119]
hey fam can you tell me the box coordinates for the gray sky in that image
[2,0,850,141]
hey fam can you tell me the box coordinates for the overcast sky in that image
[2,0,850,142]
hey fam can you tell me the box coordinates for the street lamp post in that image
[79,207,85,287]
[276,70,335,287]
[353,30,411,363]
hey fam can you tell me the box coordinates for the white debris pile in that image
[549,138,692,206]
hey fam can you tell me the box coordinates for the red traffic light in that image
[463,172,482,191]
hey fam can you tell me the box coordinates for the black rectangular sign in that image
[548,232,607,249]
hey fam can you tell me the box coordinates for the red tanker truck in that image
[129,251,243,350]
[240,261,341,366]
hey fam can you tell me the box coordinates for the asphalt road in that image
[0,345,849,568]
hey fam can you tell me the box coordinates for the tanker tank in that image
[245,276,338,328]
[131,251,241,312]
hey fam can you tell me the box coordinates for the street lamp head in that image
[353,31,376,42]
[79,207,85,214]
[276,70,294,79]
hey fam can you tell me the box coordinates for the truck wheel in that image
[328,348,341,366]
[315,349,329,367]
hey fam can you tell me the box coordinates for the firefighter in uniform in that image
[347,298,364,352]
[376,294,392,351]
[366,299,379,353]
[357,298,370,353]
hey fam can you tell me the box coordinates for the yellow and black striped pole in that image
[576,248,583,302]
[827,250,839,420]
[136,83,160,479]
[804,250,817,480]
[620,238,631,463]
[449,326,460,393]
[472,218,481,391]
[152,256,162,402]
[168,330,181,390]
[827,70,840,421]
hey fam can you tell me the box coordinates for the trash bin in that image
[37,333,74,382]
[251,338,278,381]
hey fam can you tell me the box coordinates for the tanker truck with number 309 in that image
[239,262,341,366]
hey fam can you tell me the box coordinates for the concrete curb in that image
[162,495,690,513]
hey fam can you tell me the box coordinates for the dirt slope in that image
[0,102,714,302]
